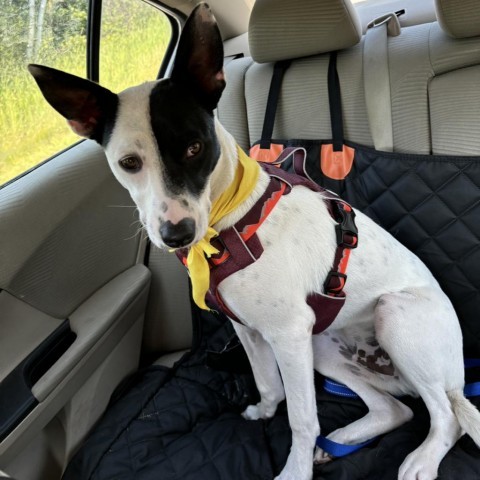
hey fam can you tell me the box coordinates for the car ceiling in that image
[157,0,436,40]
[157,0,255,39]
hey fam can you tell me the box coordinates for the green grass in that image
[0,12,170,186]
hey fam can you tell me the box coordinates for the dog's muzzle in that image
[160,218,196,248]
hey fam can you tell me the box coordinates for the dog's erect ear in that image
[170,3,225,110]
[28,64,118,141]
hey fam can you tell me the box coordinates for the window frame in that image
[87,0,182,83]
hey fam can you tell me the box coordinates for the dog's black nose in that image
[160,218,196,248]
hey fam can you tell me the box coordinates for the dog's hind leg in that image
[375,289,466,480]
[314,388,413,464]
[397,386,461,480]
[312,332,413,464]
[231,322,285,420]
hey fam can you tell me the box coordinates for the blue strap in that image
[464,358,480,396]
[465,358,480,368]
[316,435,376,457]
[464,382,480,397]
[323,378,359,398]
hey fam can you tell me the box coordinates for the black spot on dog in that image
[347,364,364,377]
[339,343,357,361]
[366,336,379,347]
[149,80,221,197]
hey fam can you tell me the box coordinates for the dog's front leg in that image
[232,322,285,420]
[267,313,319,480]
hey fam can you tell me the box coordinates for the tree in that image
[26,0,36,61]
[34,0,48,58]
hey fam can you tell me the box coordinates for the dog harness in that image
[177,147,358,334]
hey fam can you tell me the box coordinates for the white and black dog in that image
[29,4,480,480]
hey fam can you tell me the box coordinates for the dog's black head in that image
[29,3,227,249]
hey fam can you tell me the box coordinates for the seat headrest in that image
[249,0,362,64]
[435,0,480,38]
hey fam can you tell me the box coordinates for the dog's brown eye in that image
[119,155,142,172]
[187,142,202,158]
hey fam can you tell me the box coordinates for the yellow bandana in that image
[186,146,260,310]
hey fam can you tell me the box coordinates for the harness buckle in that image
[335,204,358,249]
[324,271,347,296]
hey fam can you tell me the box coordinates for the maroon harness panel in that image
[176,148,358,334]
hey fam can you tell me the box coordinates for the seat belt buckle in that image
[335,204,358,249]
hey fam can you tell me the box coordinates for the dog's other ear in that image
[28,64,118,142]
[170,3,225,110]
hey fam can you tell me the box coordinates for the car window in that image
[0,0,88,186]
[100,0,171,93]
[0,0,172,187]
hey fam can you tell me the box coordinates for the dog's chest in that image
[216,186,339,327]
[219,186,437,333]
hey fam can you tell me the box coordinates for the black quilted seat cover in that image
[63,306,480,480]
[284,140,480,357]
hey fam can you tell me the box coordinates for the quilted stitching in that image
[63,312,480,480]
[274,140,480,354]
[320,146,480,356]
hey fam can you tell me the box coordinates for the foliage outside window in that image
[0,0,171,186]
[0,0,88,185]
[100,0,171,93]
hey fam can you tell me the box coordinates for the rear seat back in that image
[219,0,480,155]
[219,0,371,151]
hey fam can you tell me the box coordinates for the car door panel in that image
[0,292,65,385]
[0,140,151,477]
[0,141,141,318]
[0,314,75,443]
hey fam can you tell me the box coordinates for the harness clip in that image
[324,271,347,296]
[335,205,358,249]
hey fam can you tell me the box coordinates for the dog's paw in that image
[313,447,334,465]
[274,470,312,480]
[274,447,314,480]
[274,469,313,480]
[242,402,275,421]
[398,452,438,480]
